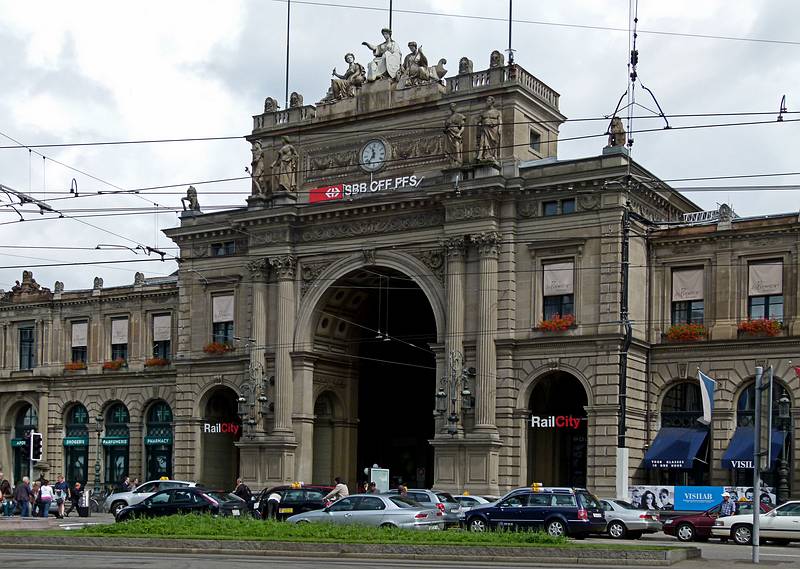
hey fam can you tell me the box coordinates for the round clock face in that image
[360,140,387,172]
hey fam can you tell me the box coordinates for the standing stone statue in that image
[289,92,304,108]
[444,103,466,166]
[181,186,201,211]
[458,57,474,74]
[362,28,402,81]
[325,53,366,101]
[476,96,502,162]
[606,116,626,148]
[264,97,280,113]
[250,141,268,195]
[489,50,505,68]
[272,137,299,192]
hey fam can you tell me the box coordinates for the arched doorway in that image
[201,387,240,490]
[527,372,588,487]
[12,404,37,484]
[103,403,130,487]
[145,401,173,480]
[311,266,437,488]
[64,404,89,486]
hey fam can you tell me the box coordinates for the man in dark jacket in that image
[65,482,82,517]
[233,478,252,511]
[13,477,32,517]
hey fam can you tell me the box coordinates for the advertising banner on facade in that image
[629,485,776,511]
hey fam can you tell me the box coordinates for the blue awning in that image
[721,426,787,469]
[644,427,709,469]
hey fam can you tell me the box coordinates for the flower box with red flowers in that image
[145,357,170,368]
[202,342,235,355]
[102,358,127,371]
[64,362,87,371]
[536,314,576,332]
[737,318,782,337]
[664,323,707,342]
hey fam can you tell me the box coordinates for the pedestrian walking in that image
[53,475,68,519]
[13,477,31,518]
[0,480,13,517]
[131,478,139,489]
[233,478,252,510]
[368,481,378,494]
[39,480,53,518]
[720,492,737,517]
[119,476,132,492]
[65,482,82,517]
[31,481,41,517]
[323,477,349,503]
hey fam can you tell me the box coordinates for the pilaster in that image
[270,255,297,435]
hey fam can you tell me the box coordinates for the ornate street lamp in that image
[94,414,104,498]
[777,394,791,504]
[434,351,475,436]
[237,362,272,438]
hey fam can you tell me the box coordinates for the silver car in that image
[102,479,196,515]
[385,489,463,527]
[286,494,445,530]
[600,499,661,539]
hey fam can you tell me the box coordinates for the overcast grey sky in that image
[0,0,798,290]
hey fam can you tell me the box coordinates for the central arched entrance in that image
[310,266,437,489]
[201,387,241,490]
[527,372,588,487]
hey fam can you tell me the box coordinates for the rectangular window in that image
[111,318,129,361]
[152,314,172,360]
[71,321,88,363]
[671,268,704,324]
[211,242,236,256]
[529,130,541,152]
[561,198,576,214]
[542,261,575,320]
[542,201,558,216]
[748,261,783,320]
[212,295,234,344]
[19,326,35,370]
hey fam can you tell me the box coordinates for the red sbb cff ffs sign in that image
[309,175,423,204]
[530,415,583,429]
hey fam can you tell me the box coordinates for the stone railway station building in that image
[1,42,798,498]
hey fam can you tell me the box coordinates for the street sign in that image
[758,366,774,471]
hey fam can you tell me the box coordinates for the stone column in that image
[291,351,317,484]
[270,255,296,434]
[247,259,269,411]
[472,232,501,435]
[444,237,467,358]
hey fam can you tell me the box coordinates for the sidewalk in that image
[0,513,115,531]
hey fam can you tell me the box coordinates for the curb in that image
[0,536,701,566]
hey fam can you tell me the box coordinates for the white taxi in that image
[712,500,800,545]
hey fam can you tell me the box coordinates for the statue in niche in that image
[250,140,268,195]
[289,92,304,108]
[458,57,473,74]
[181,186,201,211]
[476,96,502,162]
[443,103,466,166]
[606,116,626,148]
[324,53,366,101]
[489,50,505,68]
[272,136,299,192]
[362,28,402,81]
[264,97,280,113]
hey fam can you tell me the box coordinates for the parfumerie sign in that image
[530,415,583,429]
[203,422,240,436]
[310,175,424,203]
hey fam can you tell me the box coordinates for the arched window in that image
[737,383,790,427]
[661,382,702,428]
[66,404,89,437]
[14,404,37,438]
[145,401,173,480]
[104,403,130,486]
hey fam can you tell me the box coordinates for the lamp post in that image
[777,394,791,504]
[93,415,104,498]
[237,362,272,438]
[435,351,475,435]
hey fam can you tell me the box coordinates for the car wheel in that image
[110,501,126,516]
[676,523,696,542]
[546,519,566,538]
[379,523,397,529]
[296,519,311,525]
[468,517,488,532]
[608,520,627,539]
[732,524,753,546]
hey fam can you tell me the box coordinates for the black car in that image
[253,485,333,521]
[115,487,246,522]
[464,487,606,538]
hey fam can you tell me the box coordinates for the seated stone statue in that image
[362,28,401,81]
[324,53,366,101]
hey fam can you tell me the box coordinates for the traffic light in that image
[30,432,43,462]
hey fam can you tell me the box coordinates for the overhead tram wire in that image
[268,0,800,47]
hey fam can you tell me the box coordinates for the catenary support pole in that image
[284,0,291,109]
[616,200,632,499]
[753,365,763,564]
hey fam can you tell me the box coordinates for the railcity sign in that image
[310,175,424,203]
[203,422,241,436]
[529,415,583,429]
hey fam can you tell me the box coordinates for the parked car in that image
[453,494,493,516]
[385,489,462,527]
[253,484,333,521]
[464,487,606,538]
[711,500,800,545]
[663,501,770,542]
[103,479,197,515]
[287,494,444,530]
[599,499,661,539]
[114,487,242,522]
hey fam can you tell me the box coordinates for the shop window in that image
[104,403,130,486]
[747,261,783,320]
[152,314,172,360]
[529,130,541,153]
[71,321,88,364]
[19,325,35,370]
[542,261,575,321]
[211,242,236,256]
[111,318,129,361]
[13,405,37,484]
[145,401,173,480]
[211,295,234,344]
[64,404,89,486]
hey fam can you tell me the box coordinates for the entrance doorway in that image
[12,404,36,484]
[527,372,588,487]
[201,387,240,490]
[312,267,437,489]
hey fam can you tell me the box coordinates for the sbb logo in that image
[310,184,344,203]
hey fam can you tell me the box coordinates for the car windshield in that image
[389,496,418,508]
[612,500,638,510]
[578,491,602,510]
[435,492,457,504]
[207,492,241,503]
